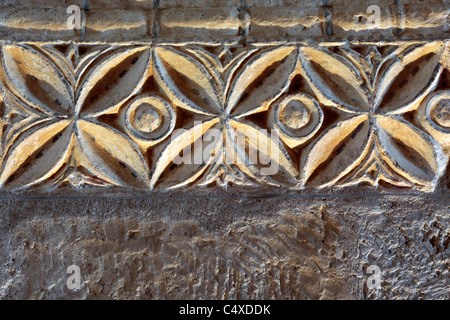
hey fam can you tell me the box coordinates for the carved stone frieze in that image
[0,41,448,193]
[1,0,450,302]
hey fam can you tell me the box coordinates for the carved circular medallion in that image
[271,94,323,148]
[278,98,312,130]
[426,91,450,132]
[125,95,176,141]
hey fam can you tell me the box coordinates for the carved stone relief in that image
[0,41,448,193]
[0,0,449,302]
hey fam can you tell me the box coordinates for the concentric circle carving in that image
[426,91,450,133]
[124,95,176,142]
[270,93,323,148]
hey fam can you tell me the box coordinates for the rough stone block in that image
[159,0,241,8]
[328,0,397,41]
[247,5,326,40]
[398,1,449,39]
[88,0,154,9]
[246,0,324,6]
[158,7,241,41]
[0,0,83,7]
[85,9,151,41]
[0,8,81,41]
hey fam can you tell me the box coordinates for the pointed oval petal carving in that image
[153,47,222,116]
[375,116,445,188]
[76,120,150,188]
[228,120,299,185]
[227,46,299,118]
[1,44,74,116]
[374,42,445,114]
[76,46,151,117]
[337,46,377,88]
[0,120,73,189]
[299,46,371,113]
[150,119,221,189]
[302,115,371,187]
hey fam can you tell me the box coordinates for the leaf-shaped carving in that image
[44,44,114,85]
[0,120,74,189]
[41,45,77,89]
[73,46,118,84]
[221,49,258,101]
[302,115,371,187]
[375,116,444,186]
[76,47,151,117]
[76,120,150,188]
[0,45,74,116]
[150,119,221,189]
[372,46,407,91]
[153,47,221,116]
[228,120,298,185]
[226,46,299,118]
[337,46,376,86]
[185,47,224,95]
[374,43,445,114]
[299,46,370,113]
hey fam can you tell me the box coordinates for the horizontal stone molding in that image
[0,1,448,42]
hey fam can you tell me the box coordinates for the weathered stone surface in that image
[86,9,151,40]
[0,0,83,7]
[398,0,449,39]
[158,8,241,41]
[0,196,448,299]
[247,5,326,40]
[0,8,82,41]
[0,1,448,41]
[159,0,241,8]
[328,0,397,41]
[88,0,153,9]
[0,0,449,301]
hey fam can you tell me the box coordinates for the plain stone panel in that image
[159,0,241,8]
[85,9,151,41]
[0,8,81,41]
[159,7,241,41]
[247,5,325,40]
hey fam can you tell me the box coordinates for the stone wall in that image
[0,0,448,300]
